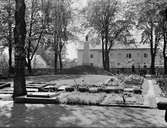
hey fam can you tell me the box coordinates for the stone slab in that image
[27,92,60,98]
[0,83,10,89]
[14,95,59,104]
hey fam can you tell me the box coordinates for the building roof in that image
[78,42,151,51]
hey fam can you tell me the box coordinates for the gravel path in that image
[143,80,157,108]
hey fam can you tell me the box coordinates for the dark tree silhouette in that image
[13,0,27,97]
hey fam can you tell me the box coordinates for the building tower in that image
[83,34,90,65]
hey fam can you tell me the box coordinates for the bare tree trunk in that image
[164,57,167,75]
[13,0,27,98]
[26,0,34,74]
[54,50,58,74]
[105,51,110,71]
[101,36,105,69]
[27,58,32,74]
[8,0,13,74]
[54,34,58,74]
[58,42,63,71]
[59,53,62,71]
[150,22,156,75]
[104,25,110,71]
[8,24,13,74]
[150,55,155,75]
[163,20,167,75]
[27,40,32,74]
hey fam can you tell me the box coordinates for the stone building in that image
[77,39,163,69]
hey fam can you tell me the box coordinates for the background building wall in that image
[78,48,163,69]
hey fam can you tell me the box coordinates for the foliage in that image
[126,0,167,74]
[0,0,15,43]
[24,0,48,73]
[0,0,15,74]
[41,0,73,72]
[83,0,135,70]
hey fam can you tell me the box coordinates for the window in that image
[129,54,131,58]
[144,53,148,58]
[90,54,93,58]
[117,63,120,66]
[144,65,147,68]
[126,53,132,59]
[118,53,121,56]
[90,63,94,66]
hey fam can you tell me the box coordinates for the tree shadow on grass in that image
[61,105,167,127]
[0,103,84,127]
[1,103,166,127]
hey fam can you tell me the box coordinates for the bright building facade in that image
[77,40,163,69]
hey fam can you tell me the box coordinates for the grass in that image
[58,92,106,105]
[0,66,112,80]
[25,66,113,76]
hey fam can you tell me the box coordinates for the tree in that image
[25,0,46,74]
[13,0,27,97]
[0,0,15,74]
[159,8,167,74]
[127,0,167,74]
[43,0,72,73]
[84,0,133,71]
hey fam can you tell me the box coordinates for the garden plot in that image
[20,74,145,106]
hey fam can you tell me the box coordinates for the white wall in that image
[89,50,102,67]
[78,48,163,68]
